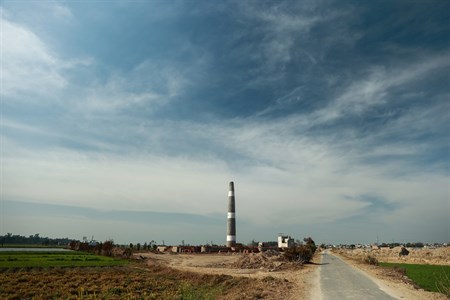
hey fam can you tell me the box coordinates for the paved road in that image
[319,251,396,299]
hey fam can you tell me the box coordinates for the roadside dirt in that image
[333,250,448,300]
[136,251,319,299]
[336,246,449,266]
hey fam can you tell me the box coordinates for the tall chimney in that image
[227,181,236,247]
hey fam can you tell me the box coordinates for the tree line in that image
[0,233,75,247]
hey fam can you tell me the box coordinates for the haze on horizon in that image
[1,1,449,246]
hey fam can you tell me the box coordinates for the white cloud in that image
[2,118,115,152]
[4,107,447,237]
[1,12,208,115]
[51,3,73,20]
[228,1,355,88]
[2,148,231,214]
[79,75,163,114]
[1,17,66,100]
[1,14,92,104]
[314,53,450,123]
[258,52,450,127]
[73,45,210,115]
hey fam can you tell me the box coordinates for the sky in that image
[0,0,449,246]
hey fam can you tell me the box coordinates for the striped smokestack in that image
[226,181,236,247]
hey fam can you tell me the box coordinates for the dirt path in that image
[332,250,448,300]
[318,251,395,299]
[138,252,319,299]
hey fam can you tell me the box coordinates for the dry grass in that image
[0,262,291,299]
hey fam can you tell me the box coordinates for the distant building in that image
[278,235,294,248]
[157,246,168,252]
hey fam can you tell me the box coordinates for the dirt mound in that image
[230,252,298,271]
[232,253,274,269]
[336,246,449,265]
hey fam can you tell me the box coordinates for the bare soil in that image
[336,246,449,266]
[136,251,319,299]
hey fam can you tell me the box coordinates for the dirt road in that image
[318,251,396,299]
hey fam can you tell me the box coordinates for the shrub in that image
[363,255,379,265]
[102,241,114,256]
[399,247,409,256]
[283,246,313,263]
[304,237,317,253]
[283,237,317,263]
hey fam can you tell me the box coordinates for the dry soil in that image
[137,251,319,299]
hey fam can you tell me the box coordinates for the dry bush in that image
[283,246,312,263]
[363,255,379,265]
[399,247,410,256]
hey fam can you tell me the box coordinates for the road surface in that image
[318,251,396,299]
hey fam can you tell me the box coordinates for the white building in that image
[278,235,294,248]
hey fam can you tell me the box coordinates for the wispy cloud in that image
[314,53,450,123]
[2,17,66,100]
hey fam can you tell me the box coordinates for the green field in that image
[380,262,450,295]
[0,251,128,268]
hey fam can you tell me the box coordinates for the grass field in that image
[380,262,450,295]
[0,251,128,268]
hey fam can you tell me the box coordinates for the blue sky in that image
[1,0,449,245]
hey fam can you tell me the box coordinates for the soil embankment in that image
[336,246,449,266]
[137,251,319,299]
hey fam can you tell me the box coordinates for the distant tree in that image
[129,243,134,250]
[136,243,141,251]
[96,242,103,254]
[79,242,90,251]
[69,241,77,250]
[33,233,40,244]
[414,242,424,248]
[123,248,132,259]
[305,237,317,254]
[143,242,148,250]
[102,240,114,256]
